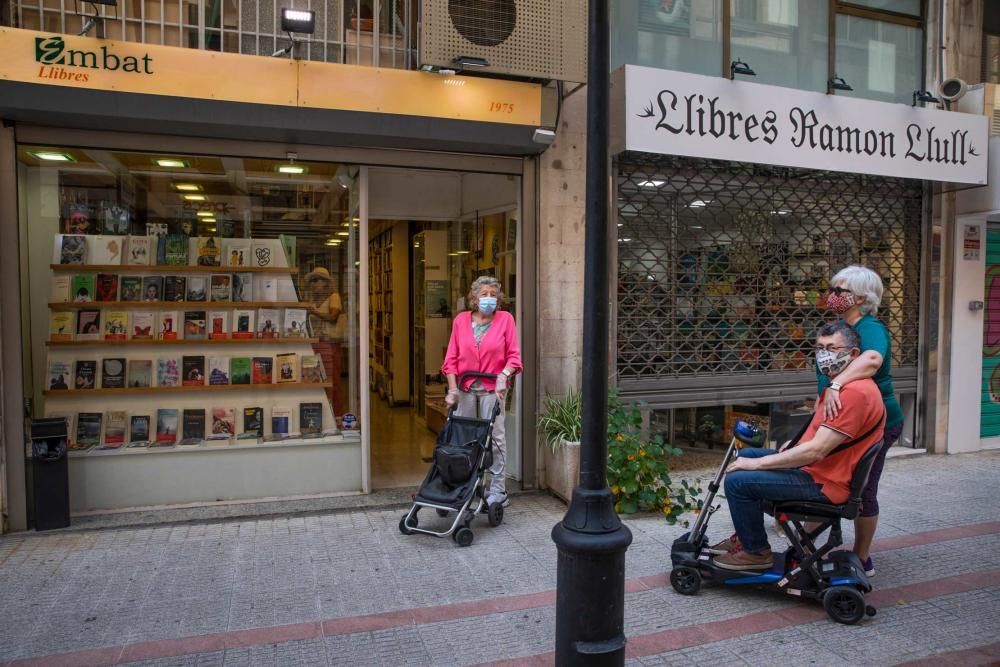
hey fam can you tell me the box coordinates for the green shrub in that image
[538,389,582,451]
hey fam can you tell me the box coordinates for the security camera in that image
[532,128,556,145]
[938,77,968,103]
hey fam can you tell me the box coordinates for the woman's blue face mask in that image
[478,296,498,314]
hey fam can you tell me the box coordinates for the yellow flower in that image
[639,449,646,457]
[663,506,672,515]
[611,485,620,494]
[616,434,625,441]
[627,455,636,462]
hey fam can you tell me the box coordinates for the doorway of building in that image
[366,168,521,489]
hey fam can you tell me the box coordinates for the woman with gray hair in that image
[818,264,902,578]
[441,275,522,508]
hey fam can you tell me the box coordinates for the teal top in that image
[472,320,492,346]
[816,314,904,428]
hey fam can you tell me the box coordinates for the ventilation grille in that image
[992,109,1000,136]
[420,0,586,82]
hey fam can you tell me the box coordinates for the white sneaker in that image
[487,493,510,508]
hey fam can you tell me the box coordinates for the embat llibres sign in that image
[34,35,153,82]
[621,66,989,185]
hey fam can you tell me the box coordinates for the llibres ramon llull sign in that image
[620,65,989,185]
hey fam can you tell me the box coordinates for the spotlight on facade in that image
[912,90,940,107]
[532,129,556,145]
[730,59,755,79]
[280,8,315,34]
[451,55,490,69]
[828,76,853,93]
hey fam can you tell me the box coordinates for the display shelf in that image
[51,264,298,274]
[68,431,361,457]
[47,337,319,346]
[49,301,303,310]
[44,381,332,396]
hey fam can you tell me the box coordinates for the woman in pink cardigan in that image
[442,275,522,507]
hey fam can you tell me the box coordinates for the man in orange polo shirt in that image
[711,321,886,571]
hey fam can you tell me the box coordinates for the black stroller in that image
[398,373,505,547]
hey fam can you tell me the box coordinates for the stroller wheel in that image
[487,502,504,527]
[435,509,449,518]
[823,586,866,625]
[454,527,474,547]
[398,513,418,535]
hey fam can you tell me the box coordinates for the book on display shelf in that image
[46,360,72,391]
[182,355,206,386]
[163,233,189,266]
[102,205,130,235]
[299,402,322,436]
[276,352,297,383]
[252,356,273,384]
[254,275,278,302]
[87,235,123,265]
[209,407,235,440]
[128,415,151,447]
[181,408,206,445]
[251,240,274,268]
[49,311,75,341]
[210,274,232,302]
[101,358,126,388]
[142,276,164,302]
[208,356,230,385]
[228,244,250,268]
[125,235,152,265]
[99,411,127,449]
[232,309,255,339]
[230,357,251,385]
[131,311,156,340]
[120,276,143,302]
[163,276,187,302]
[158,311,180,340]
[72,274,95,302]
[74,360,97,390]
[96,273,119,302]
[51,275,72,303]
[197,237,222,267]
[157,357,181,387]
[279,234,296,267]
[300,355,325,383]
[59,234,87,265]
[282,308,308,338]
[232,273,253,302]
[270,406,291,438]
[104,311,128,340]
[146,223,168,239]
[186,276,207,302]
[208,310,229,340]
[76,309,102,340]
[74,412,103,450]
[239,406,263,440]
[155,408,179,444]
[256,308,280,339]
[183,311,207,340]
[127,359,152,388]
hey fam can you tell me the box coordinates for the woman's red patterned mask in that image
[826,292,855,314]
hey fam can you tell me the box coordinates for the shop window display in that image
[19,147,362,509]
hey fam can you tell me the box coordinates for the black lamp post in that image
[550,0,633,664]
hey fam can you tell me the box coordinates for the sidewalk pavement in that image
[1,450,998,666]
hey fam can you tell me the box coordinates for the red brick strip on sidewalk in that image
[896,641,1000,667]
[7,520,1000,667]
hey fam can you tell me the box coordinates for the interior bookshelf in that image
[49,301,303,310]
[44,381,331,396]
[47,338,321,347]
[52,264,298,274]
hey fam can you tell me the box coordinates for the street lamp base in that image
[551,486,634,666]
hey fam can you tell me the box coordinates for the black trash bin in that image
[31,417,70,531]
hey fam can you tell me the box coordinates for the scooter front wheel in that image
[670,566,702,596]
[823,586,866,625]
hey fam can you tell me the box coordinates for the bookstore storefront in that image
[611,66,989,449]
[0,28,541,529]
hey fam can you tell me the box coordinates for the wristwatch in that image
[829,382,842,391]
[501,369,512,378]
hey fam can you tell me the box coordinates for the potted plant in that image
[538,389,582,503]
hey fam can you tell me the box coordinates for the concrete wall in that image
[537,89,587,400]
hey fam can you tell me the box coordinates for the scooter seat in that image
[765,500,855,520]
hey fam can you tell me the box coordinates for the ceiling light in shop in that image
[276,164,308,175]
[183,194,206,201]
[688,199,711,208]
[690,225,703,229]
[155,158,189,168]
[173,183,202,192]
[617,223,623,227]
[447,252,461,256]
[770,209,792,215]
[202,217,217,223]
[196,211,214,217]
[618,238,632,243]
[30,151,74,162]
[337,231,350,237]
[455,250,470,255]
[207,227,217,233]
[638,179,665,187]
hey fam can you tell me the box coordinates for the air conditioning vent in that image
[421,0,587,82]
[992,109,1000,136]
